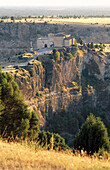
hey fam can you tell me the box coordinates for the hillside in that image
[10,46,110,146]
[1,21,110,65]
[0,140,110,170]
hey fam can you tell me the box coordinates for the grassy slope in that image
[0,141,110,170]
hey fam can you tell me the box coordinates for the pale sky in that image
[0,0,110,7]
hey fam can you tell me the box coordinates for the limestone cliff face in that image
[14,53,82,99]
[43,58,81,91]
[81,51,110,109]
[13,53,83,128]
[13,50,110,139]
[81,51,110,134]
[14,60,45,100]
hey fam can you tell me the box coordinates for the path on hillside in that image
[2,48,53,72]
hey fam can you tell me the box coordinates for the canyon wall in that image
[13,48,110,145]
[0,21,110,145]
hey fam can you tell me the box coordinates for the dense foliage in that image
[53,49,60,61]
[78,37,83,45]
[74,114,110,154]
[0,69,68,151]
[0,69,39,139]
[52,48,75,61]
[47,109,84,146]
[37,131,69,150]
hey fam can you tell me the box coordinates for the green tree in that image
[29,111,39,139]
[87,43,90,48]
[74,114,110,154]
[66,53,73,60]
[37,131,69,150]
[0,69,39,139]
[53,50,60,61]
[11,16,15,22]
[60,51,64,58]
[90,42,94,48]
[53,48,57,54]
[74,43,79,51]
[38,131,47,147]
[0,86,4,121]
[78,37,83,45]
[19,118,30,138]
[95,44,99,49]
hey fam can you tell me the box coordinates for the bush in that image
[29,70,34,77]
[66,53,73,60]
[53,49,60,61]
[74,114,110,154]
[18,55,23,60]
[37,131,69,150]
[78,37,83,45]
[35,91,43,97]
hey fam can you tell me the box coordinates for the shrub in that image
[29,70,34,77]
[54,51,60,61]
[35,91,43,97]
[78,37,83,45]
[37,131,69,150]
[66,53,73,60]
[74,114,110,154]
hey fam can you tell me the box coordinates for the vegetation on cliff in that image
[52,48,74,61]
[12,46,110,151]
[0,68,39,139]
[1,43,110,154]
[0,68,68,150]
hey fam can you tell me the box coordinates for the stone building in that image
[37,33,75,49]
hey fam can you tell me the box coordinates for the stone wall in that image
[64,39,72,47]
[37,38,50,49]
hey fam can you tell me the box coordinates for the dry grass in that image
[0,140,110,170]
[2,17,110,26]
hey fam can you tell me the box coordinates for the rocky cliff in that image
[81,51,110,134]
[12,48,110,145]
[13,51,82,126]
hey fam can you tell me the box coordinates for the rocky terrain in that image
[14,53,82,129]
[0,22,110,63]
[0,22,110,145]
[11,47,110,146]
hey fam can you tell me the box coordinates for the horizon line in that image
[1,5,110,8]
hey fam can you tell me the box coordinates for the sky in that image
[0,0,110,7]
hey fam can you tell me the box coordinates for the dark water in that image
[0,7,110,17]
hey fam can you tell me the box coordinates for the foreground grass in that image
[0,141,110,170]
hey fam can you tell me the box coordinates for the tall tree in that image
[0,69,39,138]
[78,37,83,45]
[74,114,110,154]
[29,111,39,139]
[53,49,60,61]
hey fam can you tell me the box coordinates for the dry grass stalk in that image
[0,140,110,169]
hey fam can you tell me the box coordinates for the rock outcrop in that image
[81,51,110,134]
[12,49,110,145]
